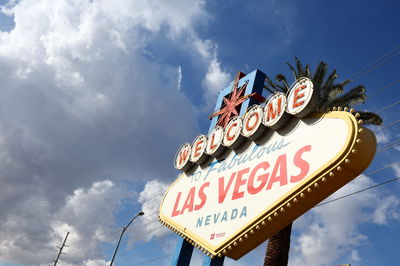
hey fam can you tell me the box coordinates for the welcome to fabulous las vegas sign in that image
[159,69,377,260]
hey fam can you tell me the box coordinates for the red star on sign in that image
[208,72,263,128]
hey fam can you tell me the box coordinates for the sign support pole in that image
[170,237,225,266]
[202,255,225,266]
[170,237,193,266]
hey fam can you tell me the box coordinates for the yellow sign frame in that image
[159,111,376,260]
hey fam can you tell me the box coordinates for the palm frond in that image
[326,85,343,101]
[305,64,312,78]
[328,80,352,100]
[325,85,367,108]
[286,62,298,80]
[275,73,289,93]
[263,87,275,94]
[357,111,383,125]
[264,57,382,266]
[295,57,305,77]
[321,70,338,101]
[263,57,382,126]
[313,62,327,88]
[264,75,279,93]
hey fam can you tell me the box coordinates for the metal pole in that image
[170,237,194,266]
[110,227,125,266]
[110,211,144,266]
[54,232,69,265]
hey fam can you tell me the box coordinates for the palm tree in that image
[262,58,382,266]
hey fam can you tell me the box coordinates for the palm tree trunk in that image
[263,223,292,266]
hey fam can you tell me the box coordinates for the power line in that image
[376,142,400,152]
[353,51,400,81]
[347,46,399,80]
[374,119,400,131]
[128,224,165,238]
[377,139,400,153]
[376,99,400,114]
[351,162,400,183]
[132,253,173,266]
[364,96,400,118]
[316,177,400,207]
[364,162,400,176]
[377,139,400,151]
[130,230,172,250]
[348,46,400,81]
[369,79,400,98]
[141,193,164,205]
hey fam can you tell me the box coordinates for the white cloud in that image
[128,179,170,244]
[52,180,136,264]
[392,164,400,176]
[0,0,225,264]
[192,39,231,105]
[203,58,231,104]
[351,250,361,261]
[81,259,110,266]
[290,176,400,266]
[0,180,132,265]
[372,195,399,224]
[374,129,391,144]
[177,65,183,91]
[193,38,216,60]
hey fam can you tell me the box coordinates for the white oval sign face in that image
[223,116,243,148]
[206,126,224,156]
[264,92,287,127]
[190,135,208,164]
[242,105,264,139]
[161,112,376,259]
[286,77,314,115]
[174,143,192,171]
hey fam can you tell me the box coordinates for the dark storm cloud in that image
[0,0,219,263]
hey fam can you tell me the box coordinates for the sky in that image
[0,0,399,265]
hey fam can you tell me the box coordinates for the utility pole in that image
[53,232,69,265]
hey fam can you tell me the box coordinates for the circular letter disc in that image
[223,116,244,149]
[174,143,192,171]
[263,92,289,130]
[206,126,225,157]
[286,77,316,117]
[242,105,265,140]
[190,135,208,165]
